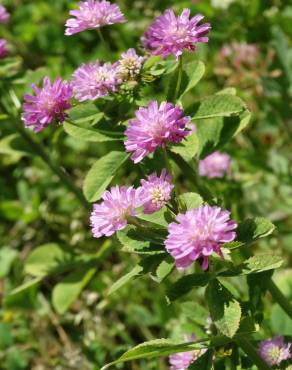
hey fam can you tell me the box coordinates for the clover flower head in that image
[259,336,291,366]
[22,77,73,132]
[165,205,237,270]
[140,169,174,214]
[90,186,143,238]
[143,8,211,59]
[65,0,125,36]
[125,101,190,163]
[117,48,144,80]
[72,60,122,102]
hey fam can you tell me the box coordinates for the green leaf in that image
[136,207,171,228]
[101,339,209,370]
[220,254,283,277]
[155,257,175,283]
[0,134,33,158]
[52,268,96,314]
[181,302,209,325]
[192,94,246,120]
[108,265,144,296]
[64,121,121,142]
[142,56,162,70]
[206,280,241,338]
[117,225,165,255]
[167,60,205,102]
[178,192,203,210]
[166,273,211,302]
[196,110,251,157]
[68,102,103,123]
[108,255,166,295]
[171,133,199,162]
[24,243,75,277]
[247,271,273,322]
[0,247,18,278]
[237,217,275,244]
[179,60,205,99]
[83,151,129,202]
[4,278,42,309]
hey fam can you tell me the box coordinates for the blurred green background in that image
[0,0,291,369]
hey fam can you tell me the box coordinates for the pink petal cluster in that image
[143,9,210,59]
[90,186,143,238]
[259,336,291,366]
[0,5,10,24]
[140,169,174,214]
[169,335,207,370]
[22,77,73,132]
[65,0,125,36]
[0,39,8,59]
[165,205,237,270]
[72,60,121,102]
[125,101,190,163]
[117,48,144,80]
[199,151,231,178]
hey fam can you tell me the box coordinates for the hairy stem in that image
[236,338,271,370]
[267,279,292,319]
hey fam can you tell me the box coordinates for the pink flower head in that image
[169,334,207,370]
[140,169,174,214]
[0,39,8,59]
[72,60,121,102]
[199,151,231,178]
[90,186,143,238]
[143,9,211,59]
[22,77,73,132]
[165,205,237,270]
[65,0,125,36]
[0,5,10,24]
[117,48,144,80]
[259,336,291,366]
[125,101,190,163]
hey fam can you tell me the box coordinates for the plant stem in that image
[236,338,271,370]
[12,116,90,209]
[267,279,292,319]
[97,28,110,54]
[162,147,180,212]
[174,56,183,103]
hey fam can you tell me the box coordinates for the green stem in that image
[12,116,89,209]
[97,28,110,54]
[236,338,271,370]
[174,56,183,103]
[267,279,292,319]
[162,147,180,212]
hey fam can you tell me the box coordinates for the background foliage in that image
[0,0,291,369]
